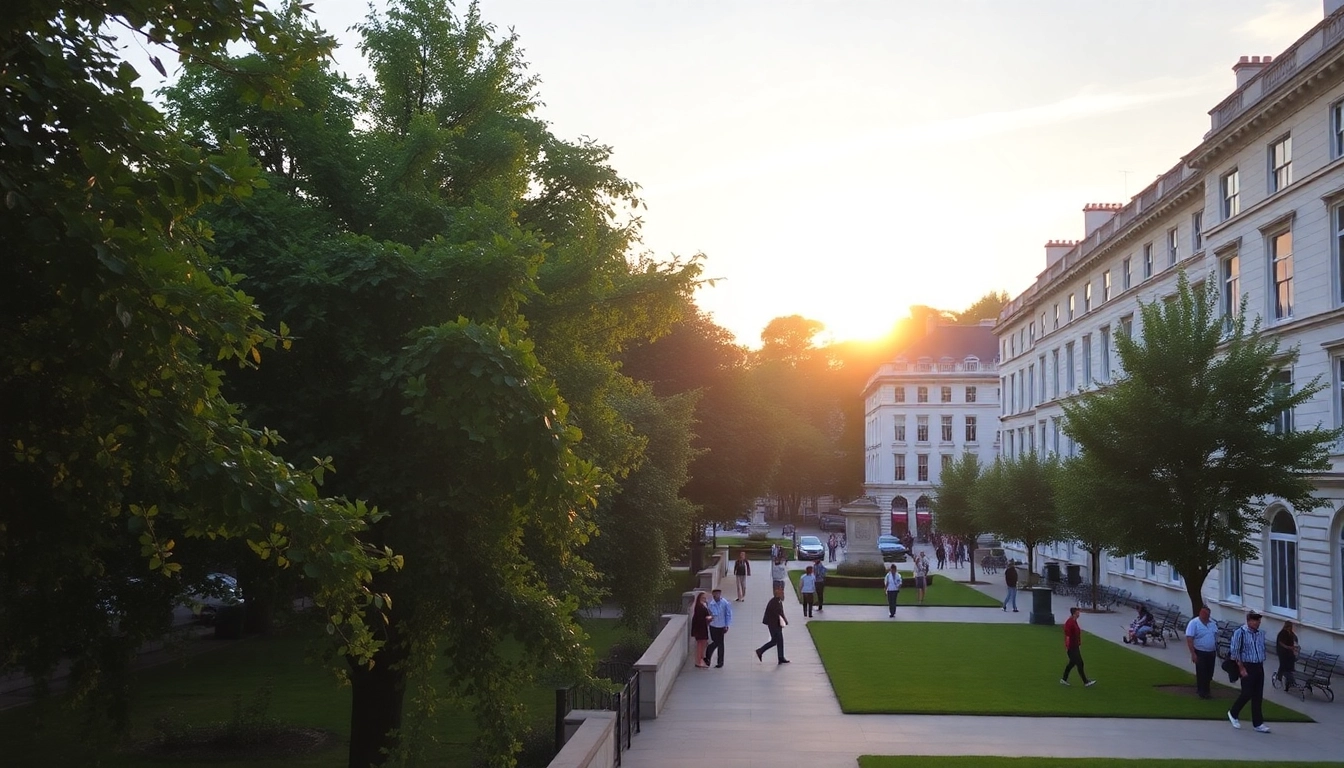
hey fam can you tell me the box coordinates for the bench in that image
[1274,650,1338,702]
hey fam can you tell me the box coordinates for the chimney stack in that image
[1045,240,1077,269]
[1233,55,1273,88]
[1083,203,1122,237]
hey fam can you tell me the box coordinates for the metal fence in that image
[554,662,641,766]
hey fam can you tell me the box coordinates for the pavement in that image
[620,539,1344,767]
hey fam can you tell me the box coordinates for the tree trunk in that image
[1088,547,1102,610]
[968,545,978,583]
[688,523,704,575]
[347,629,410,768]
[1024,542,1036,580]
[1184,571,1210,616]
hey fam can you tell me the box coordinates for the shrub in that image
[834,561,887,577]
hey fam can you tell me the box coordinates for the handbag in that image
[1221,657,1240,682]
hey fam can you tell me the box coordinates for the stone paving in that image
[620,547,1344,767]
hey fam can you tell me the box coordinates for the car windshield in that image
[800,536,821,546]
[878,536,901,546]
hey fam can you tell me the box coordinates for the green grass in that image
[0,617,628,767]
[860,759,1344,768]
[810,621,1312,722]
[790,569,1001,607]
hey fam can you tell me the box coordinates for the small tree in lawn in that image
[975,452,1063,578]
[1062,274,1339,615]
[1055,456,1125,609]
[932,452,987,583]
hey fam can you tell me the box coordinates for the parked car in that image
[733,517,751,532]
[819,514,846,532]
[176,572,244,626]
[796,535,825,561]
[877,535,909,562]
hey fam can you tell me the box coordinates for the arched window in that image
[1269,509,1298,614]
[939,357,955,372]
[915,495,931,513]
[891,496,908,512]
[917,356,933,372]
[964,356,980,371]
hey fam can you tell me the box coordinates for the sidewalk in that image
[619,553,1344,767]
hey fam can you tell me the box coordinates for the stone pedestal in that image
[841,496,883,569]
[1029,586,1055,625]
[748,504,769,540]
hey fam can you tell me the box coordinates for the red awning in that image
[891,513,909,526]
[915,511,932,520]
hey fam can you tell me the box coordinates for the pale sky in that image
[129,0,1328,347]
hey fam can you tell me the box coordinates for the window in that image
[1065,342,1076,391]
[1120,315,1133,339]
[1027,365,1035,407]
[1271,230,1293,320]
[1084,283,1092,313]
[1029,322,1036,345]
[965,415,978,443]
[1272,370,1294,435]
[917,454,929,482]
[1038,355,1046,402]
[916,416,929,442]
[1122,257,1132,290]
[1067,294,1075,322]
[894,386,905,403]
[1221,169,1240,219]
[1269,509,1298,614]
[1335,205,1344,304]
[1081,335,1092,387]
[1146,560,1157,579]
[1269,135,1292,193]
[940,415,953,443]
[1125,555,1136,574]
[965,357,980,371]
[1222,253,1240,320]
[941,454,953,472]
[1008,373,1016,413]
[1053,304,1060,330]
[1334,99,1344,159]
[965,386,977,403]
[894,421,906,442]
[1223,556,1243,601]
[939,357,955,372]
[1170,565,1182,584]
[1142,243,1154,279]
[1051,416,1061,455]
[917,386,928,403]
[1010,337,1016,357]
[939,386,951,403]
[1102,270,1112,302]
[894,454,906,481]
[1051,348,1060,398]
[1167,228,1179,267]
[1100,327,1111,381]
[1192,211,1204,252]
[917,357,933,371]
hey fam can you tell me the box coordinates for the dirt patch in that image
[1155,684,1234,699]
[137,725,337,761]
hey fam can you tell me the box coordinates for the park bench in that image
[1145,604,1187,647]
[1273,650,1338,702]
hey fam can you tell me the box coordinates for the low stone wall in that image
[695,549,727,592]
[548,711,615,768]
[633,613,689,720]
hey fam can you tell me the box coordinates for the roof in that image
[891,324,998,363]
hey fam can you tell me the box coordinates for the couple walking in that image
[690,588,733,667]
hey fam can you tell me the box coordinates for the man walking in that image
[1060,607,1097,687]
[1228,611,1270,733]
[703,587,732,668]
[755,586,790,664]
[733,551,751,601]
[884,564,902,618]
[1185,605,1218,699]
[814,560,827,612]
[1003,561,1019,612]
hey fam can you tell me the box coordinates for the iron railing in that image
[554,666,641,767]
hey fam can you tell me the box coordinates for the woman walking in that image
[733,550,751,601]
[691,591,712,668]
[1276,620,1300,690]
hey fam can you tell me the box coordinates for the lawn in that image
[861,759,1344,768]
[0,617,628,767]
[809,621,1312,722]
[789,569,1001,607]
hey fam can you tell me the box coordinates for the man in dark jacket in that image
[1003,562,1019,612]
[755,586,790,664]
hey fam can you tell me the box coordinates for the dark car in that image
[819,514,846,532]
[796,535,825,561]
[877,535,908,562]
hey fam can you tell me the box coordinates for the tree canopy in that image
[975,453,1063,576]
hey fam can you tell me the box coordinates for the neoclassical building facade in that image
[995,2,1344,656]
[861,322,1000,537]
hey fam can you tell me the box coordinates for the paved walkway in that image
[621,547,1344,767]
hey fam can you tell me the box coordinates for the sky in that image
[129,0,1329,347]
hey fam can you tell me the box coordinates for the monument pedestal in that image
[840,496,883,569]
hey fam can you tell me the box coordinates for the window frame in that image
[940,385,952,403]
[1270,228,1294,320]
[965,415,978,443]
[894,386,905,403]
[1142,243,1154,279]
[1221,168,1240,220]
[1122,256,1132,290]
[940,414,953,443]
[1192,211,1204,252]
[1222,252,1240,321]
[894,453,906,481]
[916,415,929,443]
[1334,98,1344,159]
[916,454,929,482]
[965,385,977,403]
[1269,509,1299,616]
[1167,227,1179,267]
[1102,270,1112,302]
[1223,556,1243,602]
[1269,134,1293,193]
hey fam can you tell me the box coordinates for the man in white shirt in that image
[703,588,733,668]
[1185,605,1218,699]
[884,564,903,618]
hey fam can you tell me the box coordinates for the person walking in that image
[914,553,930,605]
[814,560,827,612]
[755,586,790,664]
[1003,561,1019,612]
[1185,605,1218,699]
[770,556,787,593]
[1275,620,1300,691]
[799,566,816,617]
[733,551,751,601]
[703,587,733,668]
[884,564,902,618]
[827,533,838,562]
[691,591,712,668]
[935,542,947,570]
[1228,611,1270,732]
[1060,606,1096,687]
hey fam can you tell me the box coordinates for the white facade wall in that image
[862,356,1000,537]
[993,7,1344,658]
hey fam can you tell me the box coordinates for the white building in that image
[862,322,1001,538]
[995,0,1344,657]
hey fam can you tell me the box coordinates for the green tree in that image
[1061,274,1338,613]
[931,453,988,583]
[951,291,1011,325]
[975,453,1062,577]
[1054,456,1124,609]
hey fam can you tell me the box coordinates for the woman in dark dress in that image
[691,591,712,668]
[1276,620,1300,689]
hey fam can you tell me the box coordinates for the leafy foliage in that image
[974,453,1062,576]
[931,453,988,582]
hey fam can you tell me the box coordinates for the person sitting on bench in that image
[1124,606,1155,646]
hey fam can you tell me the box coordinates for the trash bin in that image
[1044,561,1062,584]
[1066,563,1082,586]
[214,603,245,640]
[1029,586,1055,626]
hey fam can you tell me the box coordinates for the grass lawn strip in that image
[810,621,1311,722]
[789,568,1001,607]
[860,759,1344,768]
